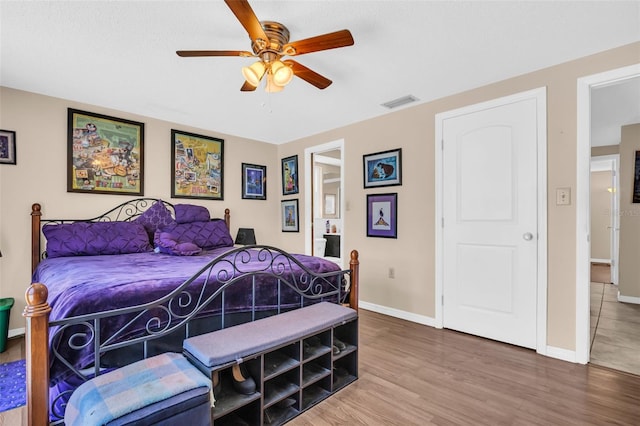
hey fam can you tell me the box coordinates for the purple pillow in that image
[154,232,202,256]
[156,220,233,250]
[135,201,175,239]
[43,221,152,258]
[174,204,210,224]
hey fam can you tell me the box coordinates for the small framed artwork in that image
[367,193,398,238]
[171,129,224,200]
[0,130,16,165]
[363,148,402,188]
[68,108,144,195]
[242,163,267,200]
[281,199,299,232]
[633,151,640,203]
[281,155,299,195]
[324,193,336,215]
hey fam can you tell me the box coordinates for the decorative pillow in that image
[154,232,202,256]
[155,220,233,250]
[134,201,175,239]
[44,221,152,258]
[174,204,210,224]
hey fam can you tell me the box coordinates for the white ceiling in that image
[1,1,639,144]
[591,76,640,147]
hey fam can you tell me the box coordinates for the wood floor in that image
[3,309,640,425]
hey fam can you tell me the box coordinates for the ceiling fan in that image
[176,0,354,92]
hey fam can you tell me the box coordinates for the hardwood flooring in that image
[3,309,640,425]
[291,309,640,425]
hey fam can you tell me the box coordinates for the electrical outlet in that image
[388,267,395,279]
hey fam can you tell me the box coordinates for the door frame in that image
[304,139,345,265]
[589,155,620,284]
[576,63,640,364]
[435,87,548,354]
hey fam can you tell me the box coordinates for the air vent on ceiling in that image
[381,95,419,109]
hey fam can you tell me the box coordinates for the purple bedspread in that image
[32,247,343,387]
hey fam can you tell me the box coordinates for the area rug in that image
[0,359,26,412]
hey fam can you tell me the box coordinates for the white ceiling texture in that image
[1,1,639,144]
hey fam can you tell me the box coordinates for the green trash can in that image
[0,297,15,353]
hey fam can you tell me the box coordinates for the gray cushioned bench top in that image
[183,302,357,368]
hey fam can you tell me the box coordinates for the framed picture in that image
[281,199,299,232]
[281,155,299,195]
[0,129,16,165]
[171,129,224,200]
[363,148,402,188]
[242,163,267,200]
[68,108,144,195]
[367,193,398,238]
[633,151,640,203]
[324,194,336,215]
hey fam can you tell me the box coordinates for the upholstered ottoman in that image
[65,352,212,426]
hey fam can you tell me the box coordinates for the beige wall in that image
[280,42,640,351]
[590,171,613,260]
[619,123,640,298]
[592,145,620,157]
[1,42,639,352]
[0,87,281,329]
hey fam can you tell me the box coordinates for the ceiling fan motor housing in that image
[252,21,291,61]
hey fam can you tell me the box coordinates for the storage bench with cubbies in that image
[183,302,358,425]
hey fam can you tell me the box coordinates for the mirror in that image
[313,149,341,219]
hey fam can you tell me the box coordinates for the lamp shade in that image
[265,73,284,93]
[271,60,293,87]
[242,61,266,87]
[235,228,256,245]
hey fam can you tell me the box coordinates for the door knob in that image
[523,232,534,241]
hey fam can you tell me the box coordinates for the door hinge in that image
[441,294,444,305]
[441,139,444,150]
[442,217,444,227]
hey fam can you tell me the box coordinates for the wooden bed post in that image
[31,203,42,274]
[224,208,230,231]
[23,283,51,426]
[349,250,359,311]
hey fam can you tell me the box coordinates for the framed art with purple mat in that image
[366,193,398,238]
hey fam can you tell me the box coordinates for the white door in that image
[442,96,539,349]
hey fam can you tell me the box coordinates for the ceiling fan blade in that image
[241,80,257,91]
[224,0,269,43]
[177,50,253,57]
[283,29,354,56]
[284,60,332,89]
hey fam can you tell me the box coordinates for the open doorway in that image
[577,64,640,373]
[304,140,344,267]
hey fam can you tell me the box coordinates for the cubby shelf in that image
[208,318,358,425]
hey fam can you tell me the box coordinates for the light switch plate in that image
[556,187,571,205]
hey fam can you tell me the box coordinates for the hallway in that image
[590,271,640,375]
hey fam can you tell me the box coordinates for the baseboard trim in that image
[358,301,436,327]
[545,345,578,363]
[8,327,25,339]
[618,292,640,304]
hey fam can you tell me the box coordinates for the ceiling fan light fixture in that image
[271,60,294,87]
[242,61,266,87]
[265,73,285,93]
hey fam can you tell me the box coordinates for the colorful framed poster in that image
[281,199,299,232]
[281,155,299,195]
[0,129,16,165]
[242,163,267,200]
[363,148,402,188]
[171,129,224,200]
[68,109,144,195]
[367,193,398,238]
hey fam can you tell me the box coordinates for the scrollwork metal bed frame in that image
[23,199,359,425]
